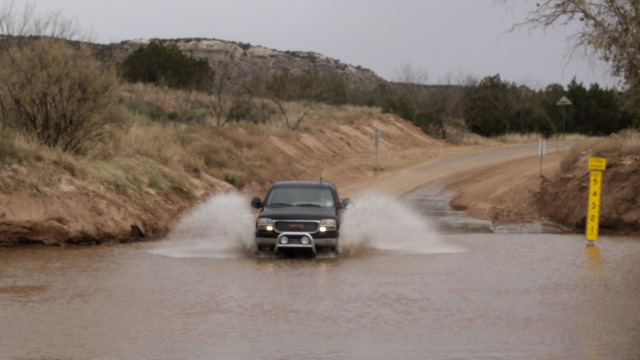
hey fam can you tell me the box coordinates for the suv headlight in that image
[318,219,337,232]
[257,218,274,231]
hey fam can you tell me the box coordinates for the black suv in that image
[251,180,351,255]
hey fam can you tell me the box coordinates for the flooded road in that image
[1,192,639,359]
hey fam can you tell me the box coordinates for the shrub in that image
[0,128,18,159]
[0,37,121,154]
[120,40,213,91]
[122,99,172,121]
[223,172,241,187]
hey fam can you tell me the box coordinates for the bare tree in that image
[207,60,252,127]
[271,100,311,131]
[394,63,430,114]
[263,69,311,130]
[394,63,430,85]
[427,72,460,140]
[497,0,640,95]
[0,1,93,44]
[207,62,230,127]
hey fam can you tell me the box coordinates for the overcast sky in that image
[35,0,617,88]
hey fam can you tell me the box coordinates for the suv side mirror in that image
[250,197,264,209]
[340,198,353,209]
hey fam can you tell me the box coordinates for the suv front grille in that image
[275,221,318,233]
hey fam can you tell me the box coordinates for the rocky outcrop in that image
[95,38,385,89]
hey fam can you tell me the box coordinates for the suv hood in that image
[260,206,337,220]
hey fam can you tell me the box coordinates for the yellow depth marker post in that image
[586,158,606,246]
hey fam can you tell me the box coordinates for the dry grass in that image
[1,83,381,195]
[446,129,591,147]
[494,132,543,144]
[446,131,494,146]
[559,129,640,174]
[446,131,536,146]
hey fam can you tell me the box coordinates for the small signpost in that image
[374,129,380,169]
[586,157,606,246]
[539,138,546,179]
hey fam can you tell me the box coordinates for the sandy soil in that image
[326,138,571,223]
[0,184,197,246]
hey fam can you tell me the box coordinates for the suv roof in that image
[270,180,337,190]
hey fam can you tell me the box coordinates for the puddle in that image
[405,185,494,234]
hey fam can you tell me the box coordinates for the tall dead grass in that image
[449,131,588,146]
[559,129,640,174]
[1,83,382,195]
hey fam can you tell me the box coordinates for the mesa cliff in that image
[93,38,385,89]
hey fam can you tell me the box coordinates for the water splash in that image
[340,192,464,256]
[149,191,462,259]
[149,192,255,259]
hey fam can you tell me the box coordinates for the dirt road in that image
[342,141,574,223]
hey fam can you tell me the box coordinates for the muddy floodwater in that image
[1,190,639,360]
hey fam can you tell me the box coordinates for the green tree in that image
[583,83,622,135]
[565,79,626,135]
[511,103,556,137]
[566,78,588,133]
[298,68,347,105]
[463,74,510,136]
[620,107,640,130]
[121,40,212,91]
[0,37,121,153]
[540,83,566,134]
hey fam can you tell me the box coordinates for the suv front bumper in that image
[256,232,338,254]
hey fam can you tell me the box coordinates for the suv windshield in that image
[265,187,335,208]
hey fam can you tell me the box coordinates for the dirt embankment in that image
[1,115,637,246]
[539,154,640,235]
[0,185,200,246]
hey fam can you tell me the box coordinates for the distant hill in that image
[93,38,386,90]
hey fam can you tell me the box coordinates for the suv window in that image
[266,187,335,208]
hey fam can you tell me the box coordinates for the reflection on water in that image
[584,245,604,360]
[1,235,639,359]
[586,245,602,272]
